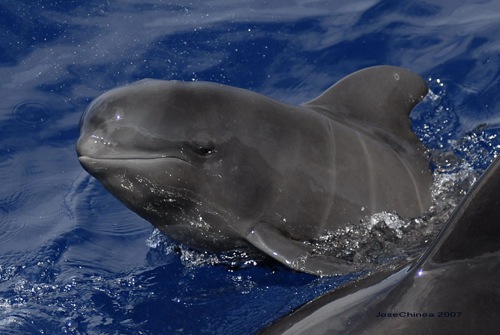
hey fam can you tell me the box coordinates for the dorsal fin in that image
[304,66,428,145]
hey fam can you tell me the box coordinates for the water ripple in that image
[0,189,30,214]
[12,101,53,127]
[66,171,151,237]
[0,219,25,247]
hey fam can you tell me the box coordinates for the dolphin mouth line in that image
[78,155,192,164]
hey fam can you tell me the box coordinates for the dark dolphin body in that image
[260,155,500,334]
[76,66,432,276]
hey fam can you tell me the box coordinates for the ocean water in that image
[1,1,500,334]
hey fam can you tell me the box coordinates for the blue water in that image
[1,1,500,334]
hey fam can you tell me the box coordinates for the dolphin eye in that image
[189,142,216,157]
[197,147,215,156]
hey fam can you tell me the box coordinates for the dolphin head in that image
[77,80,228,163]
[76,79,296,250]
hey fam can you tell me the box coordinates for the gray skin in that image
[76,66,432,276]
[259,155,500,334]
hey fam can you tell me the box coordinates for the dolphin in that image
[259,154,500,334]
[76,65,432,276]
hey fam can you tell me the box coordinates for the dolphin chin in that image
[76,65,433,276]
